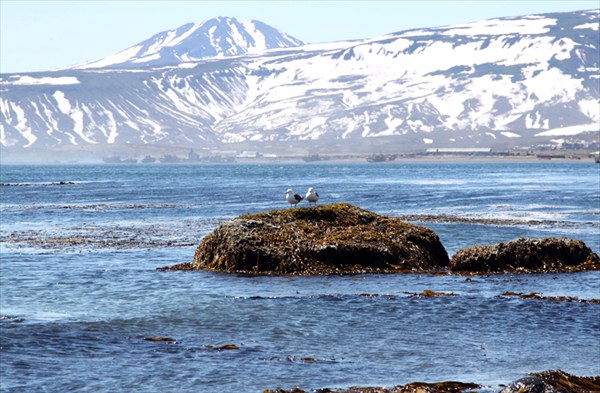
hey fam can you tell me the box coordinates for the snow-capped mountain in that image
[70,17,304,69]
[1,11,599,157]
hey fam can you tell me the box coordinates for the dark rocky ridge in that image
[188,203,449,274]
[449,237,600,273]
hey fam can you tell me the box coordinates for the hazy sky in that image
[1,0,598,74]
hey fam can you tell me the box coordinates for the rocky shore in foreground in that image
[264,370,600,393]
[163,203,599,275]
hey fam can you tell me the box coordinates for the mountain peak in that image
[71,17,305,69]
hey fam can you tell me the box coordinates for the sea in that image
[1,161,599,393]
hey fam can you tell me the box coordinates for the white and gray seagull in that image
[285,188,304,207]
[305,187,319,205]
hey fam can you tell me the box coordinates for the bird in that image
[285,188,303,207]
[306,187,319,205]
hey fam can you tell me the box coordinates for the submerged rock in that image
[183,203,449,274]
[501,291,600,303]
[449,237,599,273]
[405,290,457,298]
[143,337,177,344]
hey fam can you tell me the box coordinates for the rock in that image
[449,237,600,273]
[143,337,177,344]
[182,203,449,274]
[500,376,559,393]
[399,381,482,393]
[501,370,600,393]
[159,262,194,271]
[214,344,239,351]
[264,370,598,393]
[528,370,600,392]
[501,291,600,303]
[264,388,306,393]
[405,290,457,298]
[265,381,482,392]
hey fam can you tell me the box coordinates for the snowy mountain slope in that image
[1,60,251,147]
[213,10,599,143]
[1,10,598,153]
[70,17,304,69]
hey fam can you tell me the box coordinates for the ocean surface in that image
[1,162,599,392]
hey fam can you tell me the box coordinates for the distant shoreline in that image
[232,153,598,164]
[0,152,597,165]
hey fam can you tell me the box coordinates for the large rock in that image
[449,237,600,273]
[501,370,600,393]
[188,203,449,274]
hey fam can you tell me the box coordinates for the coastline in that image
[228,154,598,165]
[1,148,597,165]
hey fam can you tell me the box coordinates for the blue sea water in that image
[1,162,599,392]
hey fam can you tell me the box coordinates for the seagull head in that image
[307,187,314,192]
[285,188,293,195]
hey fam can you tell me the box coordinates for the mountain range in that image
[1,12,599,160]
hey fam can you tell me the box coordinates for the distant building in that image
[425,148,492,154]
[188,149,200,162]
[237,151,263,158]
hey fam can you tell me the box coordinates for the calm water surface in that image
[1,162,599,392]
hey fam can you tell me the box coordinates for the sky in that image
[1,0,598,74]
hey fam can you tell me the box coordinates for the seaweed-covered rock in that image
[500,376,559,393]
[264,370,598,393]
[530,370,600,392]
[501,370,600,393]
[449,237,600,273]
[184,203,449,274]
[266,381,482,392]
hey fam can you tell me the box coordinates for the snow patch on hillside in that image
[574,22,599,30]
[535,123,600,136]
[51,91,96,144]
[6,76,80,85]
[74,45,143,69]
[10,103,37,146]
[439,16,555,36]
[579,99,600,121]
[241,20,266,49]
